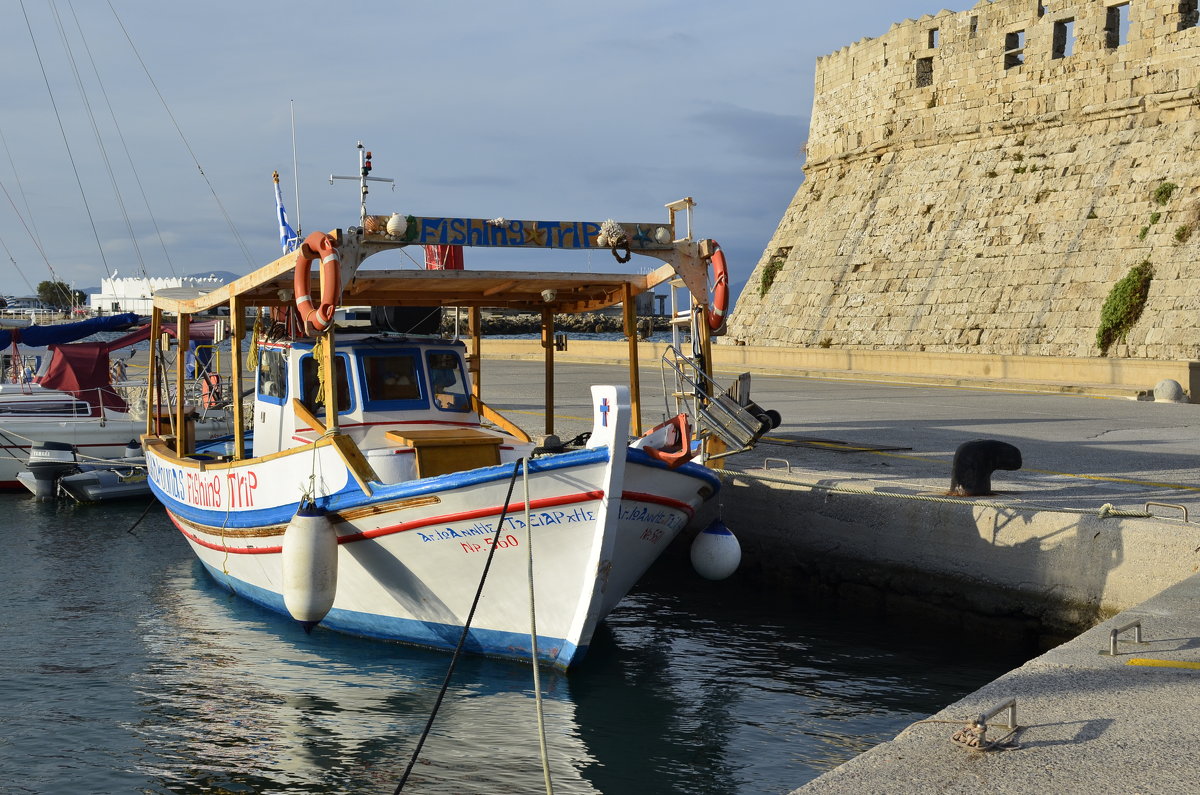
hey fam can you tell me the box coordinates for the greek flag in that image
[274,171,298,253]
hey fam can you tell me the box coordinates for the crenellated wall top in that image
[807,0,1200,164]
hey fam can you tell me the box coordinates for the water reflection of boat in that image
[133,560,601,793]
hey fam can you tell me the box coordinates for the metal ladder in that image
[660,277,764,460]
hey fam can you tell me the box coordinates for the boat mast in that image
[329,142,394,227]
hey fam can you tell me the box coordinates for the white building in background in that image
[88,272,225,315]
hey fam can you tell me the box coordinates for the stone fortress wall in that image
[727,0,1200,360]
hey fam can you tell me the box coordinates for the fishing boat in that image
[0,314,233,491]
[143,168,770,669]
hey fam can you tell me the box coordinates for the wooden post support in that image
[622,282,642,436]
[174,312,190,456]
[321,328,340,434]
[146,307,161,438]
[542,307,555,436]
[469,306,482,402]
[229,295,246,460]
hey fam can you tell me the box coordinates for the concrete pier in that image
[477,349,1200,791]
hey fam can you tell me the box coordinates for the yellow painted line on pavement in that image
[1126,658,1200,670]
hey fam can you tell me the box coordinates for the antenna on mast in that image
[330,141,394,226]
[290,100,302,238]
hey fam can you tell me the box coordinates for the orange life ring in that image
[705,241,729,335]
[293,231,341,333]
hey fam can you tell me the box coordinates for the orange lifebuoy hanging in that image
[704,241,729,335]
[293,231,341,334]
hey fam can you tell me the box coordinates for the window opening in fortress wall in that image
[928,28,939,48]
[1038,2,1047,17]
[1005,30,1026,68]
[916,56,934,87]
[1053,18,1076,58]
[1106,2,1131,48]
[1182,1,1200,29]
[970,15,978,38]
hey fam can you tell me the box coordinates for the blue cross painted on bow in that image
[599,397,610,427]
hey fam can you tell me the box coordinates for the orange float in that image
[705,241,729,334]
[293,231,341,333]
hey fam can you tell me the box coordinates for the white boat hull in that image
[154,447,714,669]
[146,385,718,669]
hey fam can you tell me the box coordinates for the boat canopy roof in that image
[0,312,139,349]
[151,209,713,316]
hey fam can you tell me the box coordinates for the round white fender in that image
[282,504,339,628]
[690,519,742,581]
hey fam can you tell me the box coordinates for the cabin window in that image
[0,400,90,416]
[255,348,287,403]
[300,354,352,415]
[359,350,428,412]
[426,351,470,413]
[1053,18,1075,58]
[362,354,421,401]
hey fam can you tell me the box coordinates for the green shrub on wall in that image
[759,250,788,297]
[1096,260,1153,355]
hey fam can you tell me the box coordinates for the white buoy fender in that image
[690,520,741,581]
[282,504,339,627]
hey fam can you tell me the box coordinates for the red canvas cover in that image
[424,245,464,270]
[39,343,126,414]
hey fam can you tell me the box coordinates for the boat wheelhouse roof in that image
[151,210,712,316]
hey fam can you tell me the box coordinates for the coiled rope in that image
[721,467,1153,519]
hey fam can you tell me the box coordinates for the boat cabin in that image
[252,333,527,484]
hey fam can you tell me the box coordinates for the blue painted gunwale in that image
[151,445,720,530]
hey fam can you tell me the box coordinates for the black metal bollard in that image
[949,439,1022,496]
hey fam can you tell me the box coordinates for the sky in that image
[0,0,977,308]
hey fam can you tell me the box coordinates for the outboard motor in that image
[25,441,79,500]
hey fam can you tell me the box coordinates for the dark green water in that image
[0,494,1029,794]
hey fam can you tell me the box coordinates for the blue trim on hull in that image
[197,560,583,669]
[157,444,720,529]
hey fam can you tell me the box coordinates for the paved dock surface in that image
[480,358,1200,793]
[794,571,1200,794]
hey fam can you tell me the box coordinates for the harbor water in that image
[0,494,1030,794]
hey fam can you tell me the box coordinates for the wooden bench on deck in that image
[385,428,502,478]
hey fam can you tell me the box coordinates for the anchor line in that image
[394,458,525,793]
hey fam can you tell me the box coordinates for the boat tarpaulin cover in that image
[0,313,140,349]
[424,245,464,270]
[39,343,126,414]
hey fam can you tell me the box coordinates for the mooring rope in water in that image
[394,458,524,794]
[523,457,554,795]
[124,495,159,535]
[723,468,1153,519]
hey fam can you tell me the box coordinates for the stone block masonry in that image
[728,0,1200,361]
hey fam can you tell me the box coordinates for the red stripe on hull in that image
[169,488,696,554]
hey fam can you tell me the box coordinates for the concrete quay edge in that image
[791,570,1200,794]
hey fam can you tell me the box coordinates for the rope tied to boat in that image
[394,458,525,793]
